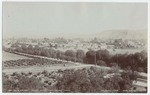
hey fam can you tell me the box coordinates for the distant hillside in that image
[95,30,147,39]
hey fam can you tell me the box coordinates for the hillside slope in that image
[95,30,147,39]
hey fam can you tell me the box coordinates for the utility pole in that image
[115,48,118,64]
[75,55,76,62]
[117,53,118,64]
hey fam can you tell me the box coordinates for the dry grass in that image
[2,51,31,61]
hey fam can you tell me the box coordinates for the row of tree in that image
[10,44,85,63]
[7,43,147,72]
[85,49,147,72]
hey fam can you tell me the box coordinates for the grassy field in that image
[2,51,31,61]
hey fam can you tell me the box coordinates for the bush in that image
[17,76,43,92]
[137,67,144,72]
[96,60,107,66]
[56,68,107,92]
[3,73,44,92]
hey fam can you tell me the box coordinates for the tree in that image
[76,50,85,62]
[28,45,33,50]
[21,44,27,50]
[56,68,105,93]
[27,45,34,54]
[133,51,147,70]
[49,49,57,58]
[119,72,133,92]
[86,50,96,64]
[76,50,85,59]
[96,49,110,62]
[65,50,76,62]
[65,50,76,57]
[104,76,121,92]
[34,45,41,55]
[11,43,19,49]
[56,50,64,59]
[17,76,43,92]
[40,48,49,57]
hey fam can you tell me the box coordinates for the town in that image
[3,37,147,54]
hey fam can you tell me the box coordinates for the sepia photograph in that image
[2,1,148,93]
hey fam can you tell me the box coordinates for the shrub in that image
[137,67,144,72]
[56,68,106,92]
[96,60,107,66]
[17,76,44,92]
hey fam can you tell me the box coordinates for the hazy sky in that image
[3,2,147,39]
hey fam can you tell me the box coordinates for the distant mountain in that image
[95,30,147,39]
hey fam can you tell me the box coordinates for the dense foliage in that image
[3,67,140,93]
[6,43,147,73]
[3,58,70,68]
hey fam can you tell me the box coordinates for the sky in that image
[3,2,148,39]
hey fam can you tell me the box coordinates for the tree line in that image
[6,43,147,72]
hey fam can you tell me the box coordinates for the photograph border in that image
[0,0,149,95]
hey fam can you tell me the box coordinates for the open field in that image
[2,51,31,61]
[3,63,110,74]
[3,52,110,73]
